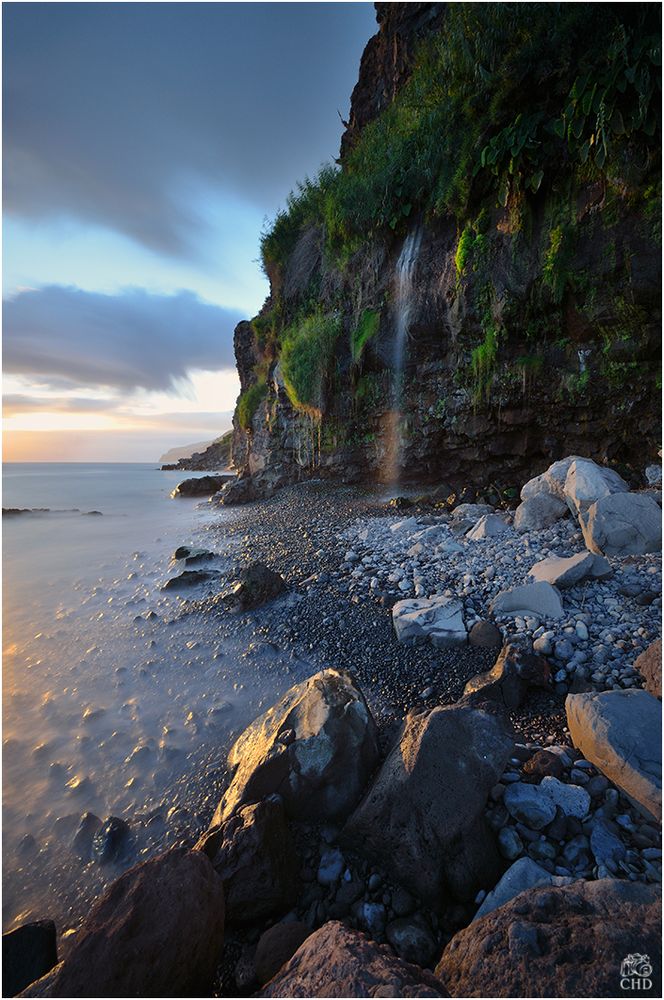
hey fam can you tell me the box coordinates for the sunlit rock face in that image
[226,4,660,501]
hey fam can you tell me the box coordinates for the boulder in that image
[162,569,219,590]
[539,776,590,819]
[634,639,662,699]
[490,581,563,620]
[170,474,228,497]
[19,848,224,997]
[342,703,513,906]
[521,750,564,783]
[392,596,467,648]
[466,514,511,541]
[472,857,573,921]
[197,795,298,924]
[566,689,662,820]
[437,879,661,999]
[223,562,286,611]
[579,492,662,556]
[259,921,447,997]
[463,640,550,710]
[468,620,502,649]
[514,493,568,532]
[563,458,629,516]
[503,783,556,830]
[528,551,595,589]
[3,922,57,998]
[590,816,627,869]
[520,456,582,501]
[255,922,311,986]
[646,464,662,486]
[213,668,379,825]
[386,913,438,966]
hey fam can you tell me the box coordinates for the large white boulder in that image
[392,596,467,648]
[514,493,568,532]
[529,551,595,588]
[520,456,583,501]
[490,581,563,620]
[563,458,629,516]
[579,492,662,556]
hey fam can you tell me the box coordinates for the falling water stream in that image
[384,227,423,484]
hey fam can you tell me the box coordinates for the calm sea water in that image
[2,463,298,932]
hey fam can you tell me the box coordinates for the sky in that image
[2,1,377,461]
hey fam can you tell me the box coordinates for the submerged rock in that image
[342,703,513,906]
[170,475,229,497]
[213,668,379,825]
[259,921,447,997]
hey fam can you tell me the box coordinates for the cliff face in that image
[227,3,661,501]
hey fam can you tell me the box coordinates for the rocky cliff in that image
[225,2,661,502]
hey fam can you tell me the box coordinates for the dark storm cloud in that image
[3,2,376,258]
[3,285,243,391]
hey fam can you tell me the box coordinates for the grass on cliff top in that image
[260,3,660,271]
[281,311,341,416]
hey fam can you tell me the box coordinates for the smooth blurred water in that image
[2,463,297,932]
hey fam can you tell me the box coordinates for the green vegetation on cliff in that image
[281,311,341,415]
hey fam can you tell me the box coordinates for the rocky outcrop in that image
[170,474,231,497]
[437,879,662,998]
[259,920,448,997]
[566,689,662,820]
[19,848,225,998]
[213,668,379,825]
[342,703,513,905]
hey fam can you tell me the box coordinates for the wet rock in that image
[438,879,661,998]
[162,569,219,590]
[580,492,662,556]
[3,921,57,997]
[20,848,225,997]
[634,639,662,699]
[386,913,437,966]
[71,812,102,860]
[170,475,228,497]
[259,921,447,997]
[392,596,467,648]
[566,689,662,820]
[342,703,513,906]
[490,582,563,620]
[468,620,502,649]
[463,640,550,710]
[223,561,286,611]
[213,668,379,825]
[514,494,568,532]
[255,922,311,986]
[91,817,131,865]
[198,796,298,924]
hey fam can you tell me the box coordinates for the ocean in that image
[2,462,296,931]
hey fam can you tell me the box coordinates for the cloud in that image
[3,285,243,392]
[3,394,114,416]
[3,3,376,260]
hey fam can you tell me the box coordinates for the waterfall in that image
[384,227,422,484]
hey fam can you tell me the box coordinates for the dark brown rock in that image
[259,920,448,997]
[634,639,662,699]
[468,620,503,649]
[170,474,228,497]
[464,641,551,711]
[19,847,224,997]
[342,703,513,906]
[199,796,298,925]
[255,922,311,986]
[3,921,57,998]
[437,878,661,998]
[521,750,566,784]
[223,561,286,611]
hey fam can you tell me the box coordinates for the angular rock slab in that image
[342,703,513,906]
[566,689,662,820]
[438,879,661,999]
[473,857,574,921]
[634,638,662,699]
[580,492,662,556]
[528,551,595,588]
[213,668,379,825]
[392,595,467,648]
[563,458,629,516]
[259,921,447,997]
[466,513,511,541]
[19,848,224,998]
[490,581,563,620]
[514,493,568,532]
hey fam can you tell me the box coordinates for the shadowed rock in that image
[3,922,57,998]
[464,640,550,710]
